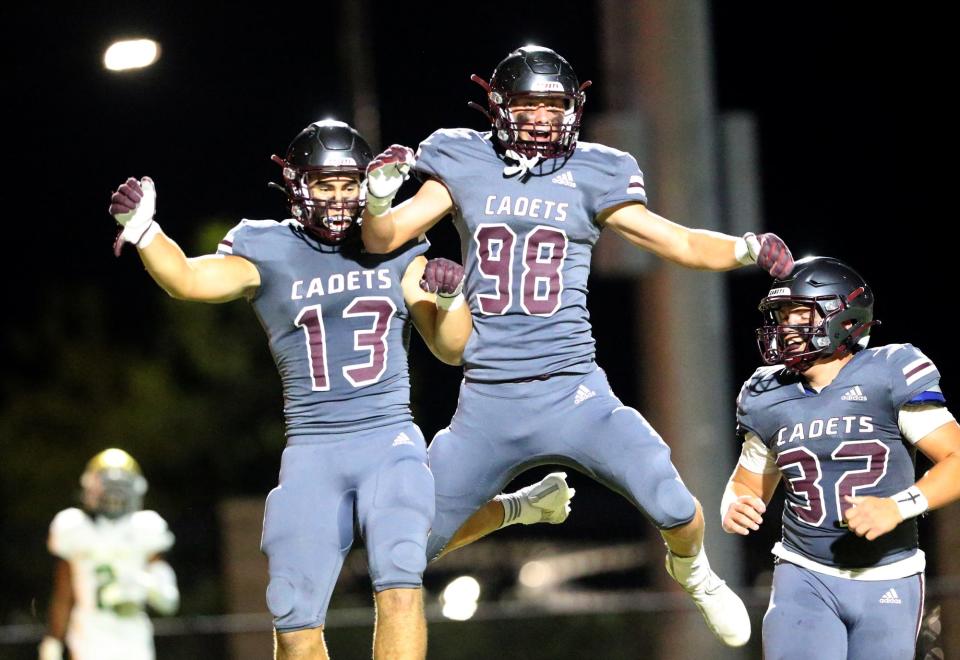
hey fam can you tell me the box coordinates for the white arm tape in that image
[738,432,779,474]
[720,478,740,525]
[734,232,761,266]
[899,405,956,444]
[436,293,465,311]
[891,486,929,520]
[135,221,162,249]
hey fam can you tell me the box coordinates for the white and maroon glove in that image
[109,177,160,256]
[364,145,415,216]
[735,232,794,279]
[420,258,465,311]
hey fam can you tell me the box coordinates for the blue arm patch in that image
[907,391,946,405]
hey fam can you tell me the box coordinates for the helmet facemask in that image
[80,449,147,519]
[756,289,874,372]
[279,163,363,244]
[470,46,592,160]
[493,89,585,159]
[270,120,373,245]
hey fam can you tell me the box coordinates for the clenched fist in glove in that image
[364,145,415,217]
[735,232,794,279]
[420,258,465,311]
[109,176,160,256]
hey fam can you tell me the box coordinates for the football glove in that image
[420,258,465,311]
[735,232,794,279]
[364,145,415,216]
[109,177,160,255]
[38,636,63,660]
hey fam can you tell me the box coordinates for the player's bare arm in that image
[109,177,261,302]
[39,559,74,660]
[403,256,471,365]
[845,417,960,541]
[362,166,454,254]
[598,201,794,277]
[721,464,781,536]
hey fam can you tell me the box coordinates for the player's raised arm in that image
[361,146,454,254]
[110,177,260,302]
[598,201,793,278]
[845,415,960,541]
[403,256,471,365]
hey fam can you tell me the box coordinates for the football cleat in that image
[665,554,751,647]
[522,471,576,524]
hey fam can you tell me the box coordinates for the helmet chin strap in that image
[503,149,542,177]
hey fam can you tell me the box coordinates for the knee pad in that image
[367,457,434,589]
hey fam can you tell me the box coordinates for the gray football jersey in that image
[737,344,944,568]
[414,128,647,382]
[218,220,428,438]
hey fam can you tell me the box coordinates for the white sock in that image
[667,546,714,590]
[495,491,541,527]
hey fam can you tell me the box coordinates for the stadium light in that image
[518,560,555,589]
[103,39,160,72]
[440,576,480,621]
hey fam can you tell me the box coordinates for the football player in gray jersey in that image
[359,45,796,648]
[108,120,570,660]
[723,257,960,660]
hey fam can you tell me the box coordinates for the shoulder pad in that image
[413,129,488,181]
[129,510,175,556]
[217,218,285,256]
[48,508,94,559]
[871,343,941,407]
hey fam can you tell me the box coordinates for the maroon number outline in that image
[294,297,396,391]
[342,296,397,387]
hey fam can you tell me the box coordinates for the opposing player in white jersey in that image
[39,448,178,660]
[724,257,960,659]
[107,119,572,659]
[360,45,795,647]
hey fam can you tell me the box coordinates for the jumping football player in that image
[359,45,796,647]
[108,119,572,659]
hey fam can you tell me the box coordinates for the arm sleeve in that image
[899,404,956,444]
[738,432,779,474]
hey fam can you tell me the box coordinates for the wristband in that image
[136,221,161,249]
[436,293,465,312]
[720,483,740,524]
[892,486,929,520]
[734,232,760,266]
[364,195,392,217]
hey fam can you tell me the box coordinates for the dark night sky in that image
[3,0,947,598]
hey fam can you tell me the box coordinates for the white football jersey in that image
[48,508,174,660]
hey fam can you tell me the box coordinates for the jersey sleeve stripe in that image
[904,361,936,386]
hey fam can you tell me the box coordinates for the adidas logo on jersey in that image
[841,386,868,402]
[552,171,577,188]
[879,588,902,604]
[574,384,596,405]
[392,432,414,447]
